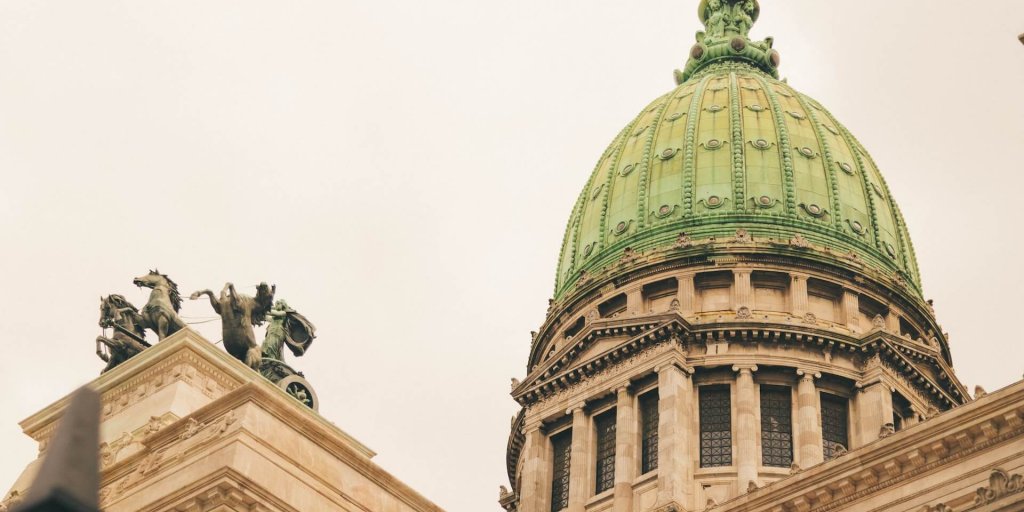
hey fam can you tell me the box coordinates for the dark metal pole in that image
[11,387,101,512]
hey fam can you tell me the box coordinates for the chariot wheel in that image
[277,374,318,410]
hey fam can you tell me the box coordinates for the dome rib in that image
[682,75,712,216]
[793,84,844,231]
[751,72,798,216]
[728,72,746,211]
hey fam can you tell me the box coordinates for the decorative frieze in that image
[99,407,240,508]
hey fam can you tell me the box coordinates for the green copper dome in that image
[553,0,920,301]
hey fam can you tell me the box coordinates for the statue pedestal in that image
[3,328,443,512]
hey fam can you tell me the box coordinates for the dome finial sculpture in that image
[700,0,760,39]
[676,0,779,84]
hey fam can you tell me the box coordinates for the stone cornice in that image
[20,328,250,441]
[713,379,1024,512]
[140,472,294,512]
[514,313,964,409]
[539,242,946,362]
[99,382,443,512]
[513,316,687,405]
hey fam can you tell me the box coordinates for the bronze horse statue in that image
[96,294,150,373]
[133,269,187,340]
[190,282,275,370]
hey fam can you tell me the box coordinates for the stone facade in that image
[501,2,1022,512]
[2,329,444,512]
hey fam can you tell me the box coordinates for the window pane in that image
[594,410,617,494]
[550,430,572,512]
[760,386,793,467]
[699,386,732,467]
[821,393,849,461]
[640,391,660,474]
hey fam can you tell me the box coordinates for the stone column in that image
[795,369,824,469]
[733,269,752,311]
[626,288,643,315]
[567,406,589,512]
[655,364,694,510]
[733,364,759,492]
[613,387,636,512]
[855,380,894,447]
[842,289,859,332]
[677,274,696,316]
[790,274,808,317]
[885,310,901,333]
[519,423,551,512]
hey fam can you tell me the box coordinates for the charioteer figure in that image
[259,299,318,409]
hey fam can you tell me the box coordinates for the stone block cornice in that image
[518,311,961,411]
[137,471,295,512]
[523,339,691,421]
[689,323,962,407]
[514,315,689,404]
[21,328,249,442]
[98,381,444,512]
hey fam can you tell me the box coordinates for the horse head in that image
[99,295,116,328]
[133,269,165,289]
[134,269,182,312]
[99,294,144,336]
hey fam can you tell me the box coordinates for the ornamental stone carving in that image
[872,314,886,329]
[790,234,811,248]
[975,468,1024,506]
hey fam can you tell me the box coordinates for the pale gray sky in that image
[1,1,1022,510]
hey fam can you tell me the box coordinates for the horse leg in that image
[157,316,169,340]
[244,343,262,370]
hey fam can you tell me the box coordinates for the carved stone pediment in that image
[513,315,690,405]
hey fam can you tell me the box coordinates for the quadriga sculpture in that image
[190,282,275,369]
[132,269,187,339]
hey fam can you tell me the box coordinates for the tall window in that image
[594,410,617,494]
[640,391,660,474]
[550,430,572,511]
[699,386,733,467]
[821,393,849,461]
[760,386,793,467]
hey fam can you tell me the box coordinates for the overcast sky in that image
[1,1,1022,510]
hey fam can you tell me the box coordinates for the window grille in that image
[759,386,793,467]
[640,391,659,474]
[594,410,616,494]
[821,393,849,461]
[550,430,572,511]
[699,386,733,467]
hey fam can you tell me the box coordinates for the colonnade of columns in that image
[517,366,898,512]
